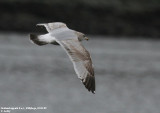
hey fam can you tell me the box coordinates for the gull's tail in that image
[30,34,48,46]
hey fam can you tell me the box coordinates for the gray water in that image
[0,33,160,113]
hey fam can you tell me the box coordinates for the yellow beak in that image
[85,37,89,41]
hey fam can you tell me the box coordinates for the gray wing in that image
[55,38,95,93]
[37,22,67,32]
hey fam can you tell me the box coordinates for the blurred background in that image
[0,0,160,113]
[0,0,160,37]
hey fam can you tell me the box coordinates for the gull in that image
[29,22,95,93]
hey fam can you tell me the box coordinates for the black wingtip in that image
[30,34,47,46]
[82,75,96,94]
[30,34,37,41]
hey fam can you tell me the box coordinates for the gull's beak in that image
[85,37,89,41]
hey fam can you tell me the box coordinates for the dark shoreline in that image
[0,1,160,38]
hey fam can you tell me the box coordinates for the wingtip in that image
[29,34,48,46]
[91,89,96,94]
[36,23,46,26]
[92,91,96,94]
[82,75,96,94]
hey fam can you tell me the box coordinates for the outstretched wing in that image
[37,22,67,32]
[56,38,95,93]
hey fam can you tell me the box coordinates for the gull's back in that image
[50,27,77,41]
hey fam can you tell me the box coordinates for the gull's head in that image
[82,34,89,41]
[77,32,89,41]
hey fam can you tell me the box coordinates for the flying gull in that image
[29,22,95,93]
